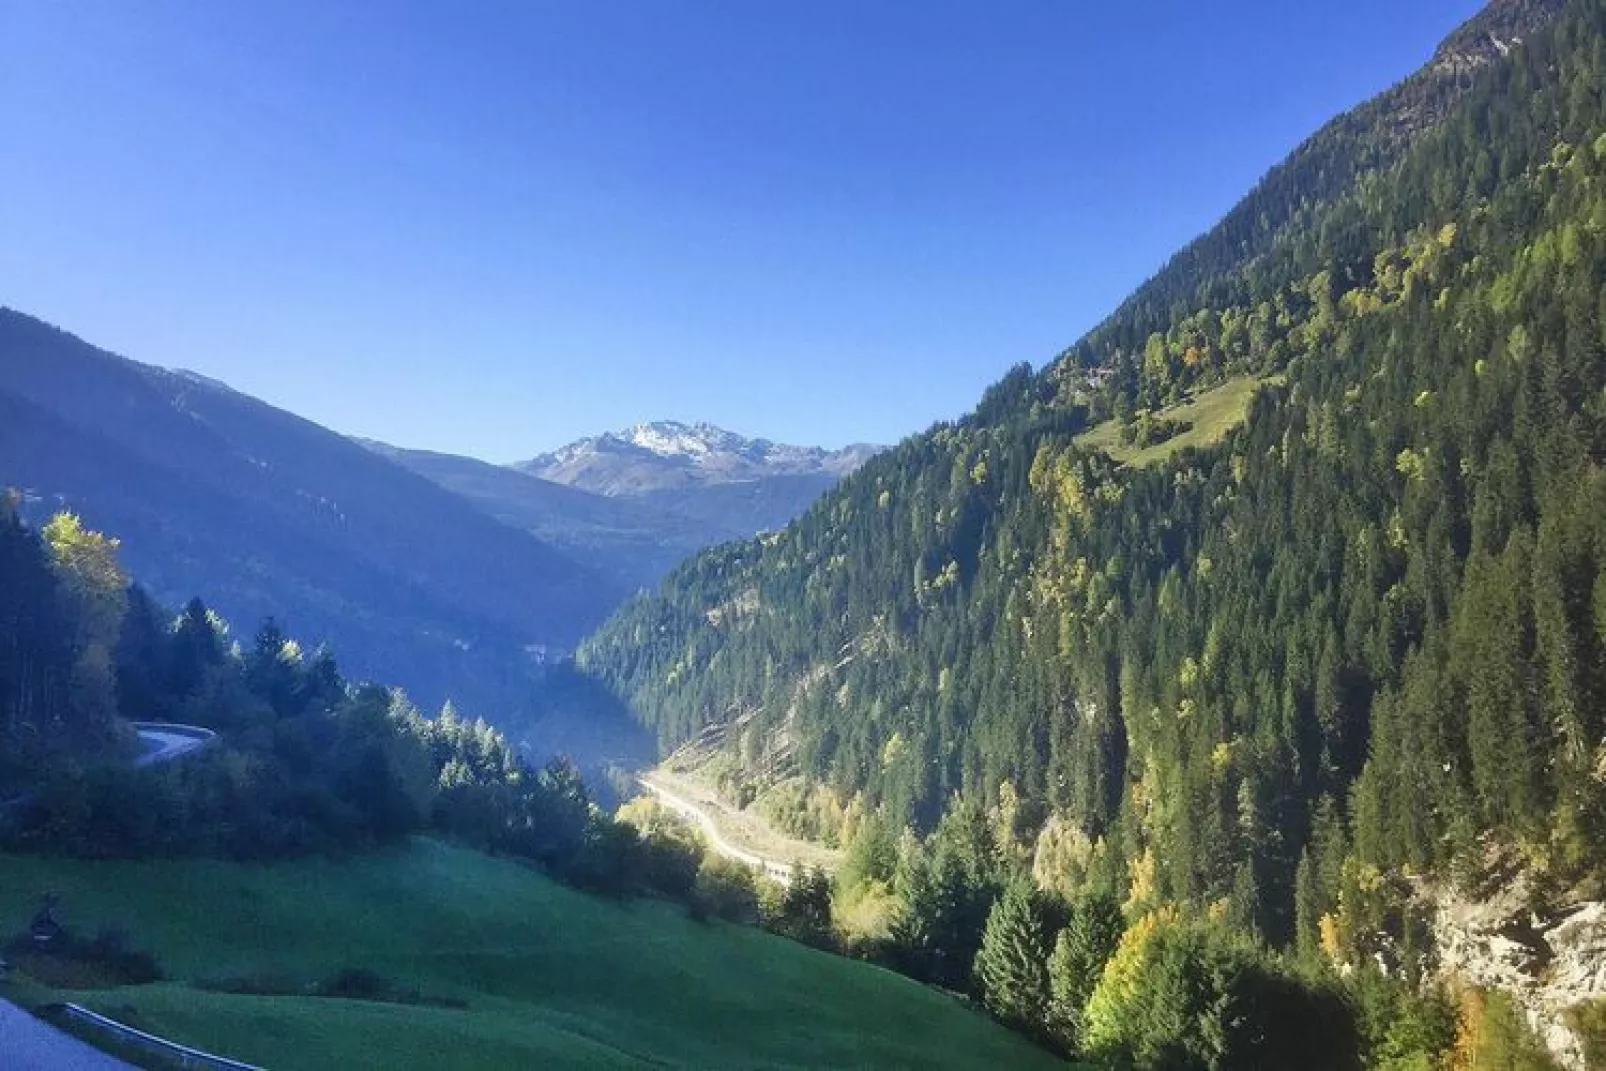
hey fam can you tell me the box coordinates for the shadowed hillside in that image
[0,310,629,754]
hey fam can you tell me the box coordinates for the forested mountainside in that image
[0,311,638,757]
[0,498,590,860]
[583,0,1606,1059]
[0,501,765,917]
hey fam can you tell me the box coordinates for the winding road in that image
[637,773,800,885]
[130,722,214,768]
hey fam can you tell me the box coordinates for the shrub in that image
[693,855,759,924]
[4,922,162,987]
[1565,998,1606,1071]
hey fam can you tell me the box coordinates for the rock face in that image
[1430,0,1568,75]
[1431,879,1606,1069]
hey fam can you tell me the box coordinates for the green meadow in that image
[0,839,1066,1069]
[1076,374,1280,467]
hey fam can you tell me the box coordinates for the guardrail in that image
[61,1003,264,1070]
[130,722,217,770]
[129,722,217,742]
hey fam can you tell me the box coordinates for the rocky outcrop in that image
[1431,878,1606,1070]
[1430,0,1568,77]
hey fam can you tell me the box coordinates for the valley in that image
[579,0,1606,1064]
[3,0,1605,1067]
[0,313,872,776]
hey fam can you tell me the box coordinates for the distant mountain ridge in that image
[518,420,882,496]
[362,440,714,593]
[368,422,884,593]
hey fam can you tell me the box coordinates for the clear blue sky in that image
[1,1,1481,460]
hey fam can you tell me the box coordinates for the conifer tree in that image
[974,879,1054,1036]
[1046,891,1124,1051]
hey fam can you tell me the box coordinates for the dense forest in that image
[0,495,592,864]
[580,0,1606,1064]
[0,498,849,954]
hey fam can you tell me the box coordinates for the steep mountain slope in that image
[517,421,882,540]
[581,0,1605,1057]
[0,310,627,734]
[1055,0,1570,383]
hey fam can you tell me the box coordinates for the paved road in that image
[0,999,133,1070]
[2,723,212,815]
[637,774,796,885]
[131,725,212,769]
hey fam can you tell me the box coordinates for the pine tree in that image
[1294,849,1323,959]
[169,597,224,697]
[974,879,1054,1036]
[776,865,834,948]
[114,585,169,723]
[1456,540,1546,834]
[1046,891,1124,1051]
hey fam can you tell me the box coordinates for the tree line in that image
[0,498,841,958]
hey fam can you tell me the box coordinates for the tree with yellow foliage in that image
[1450,988,1559,1071]
[1082,911,1355,1069]
[42,512,128,730]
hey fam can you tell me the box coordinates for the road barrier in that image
[129,722,217,742]
[1,723,215,820]
[60,1003,264,1070]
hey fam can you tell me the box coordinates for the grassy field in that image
[0,839,1066,1069]
[1076,374,1280,467]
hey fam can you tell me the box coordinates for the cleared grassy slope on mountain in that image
[1074,374,1280,467]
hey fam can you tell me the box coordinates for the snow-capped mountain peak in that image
[515,421,881,497]
[619,421,747,461]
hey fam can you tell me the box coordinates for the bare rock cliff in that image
[1431,878,1606,1069]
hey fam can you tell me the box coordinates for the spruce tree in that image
[1046,891,1124,1051]
[974,879,1053,1036]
